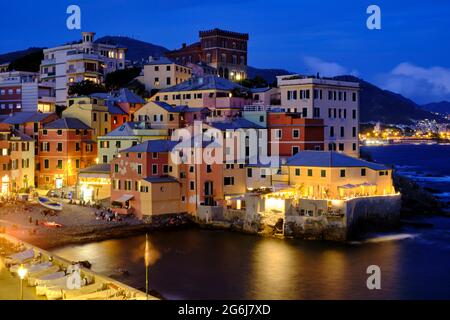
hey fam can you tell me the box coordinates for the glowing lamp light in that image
[18,265,28,280]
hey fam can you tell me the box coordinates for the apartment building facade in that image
[40,32,126,105]
[97,122,168,164]
[277,74,360,157]
[141,57,192,91]
[151,75,252,117]
[0,124,35,194]
[0,71,55,114]
[37,118,97,188]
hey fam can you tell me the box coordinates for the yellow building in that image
[141,57,192,91]
[282,151,395,199]
[63,96,110,140]
[97,122,168,164]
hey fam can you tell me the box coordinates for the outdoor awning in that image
[338,184,357,189]
[113,194,134,203]
[226,195,245,201]
[359,182,376,187]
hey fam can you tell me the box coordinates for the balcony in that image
[41,58,56,65]
[41,72,56,78]
[67,52,103,62]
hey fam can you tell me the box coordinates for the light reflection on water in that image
[52,222,449,299]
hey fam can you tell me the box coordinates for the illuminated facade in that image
[277,74,360,157]
[0,123,35,195]
[37,118,97,189]
[165,28,249,80]
[40,31,126,105]
[0,71,55,114]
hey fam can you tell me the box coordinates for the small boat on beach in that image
[38,197,63,211]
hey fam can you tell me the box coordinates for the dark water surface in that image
[53,144,450,299]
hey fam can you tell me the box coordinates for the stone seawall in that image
[195,194,402,242]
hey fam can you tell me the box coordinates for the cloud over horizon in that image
[302,56,359,77]
[376,62,450,104]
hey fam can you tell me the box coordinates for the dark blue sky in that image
[1,0,449,104]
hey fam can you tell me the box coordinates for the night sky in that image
[1,0,449,104]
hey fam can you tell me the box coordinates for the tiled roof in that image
[286,151,389,170]
[44,118,91,130]
[90,88,145,107]
[145,57,175,66]
[208,118,264,130]
[152,101,187,113]
[2,112,55,125]
[151,101,209,114]
[10,129,33,141]
[142,176,179,183]
[105,122,153,137]
[115,88,145,104]
[121,139,178,153]
[106,100,127,115]
[250,87,272,93]
[160,75,245,92]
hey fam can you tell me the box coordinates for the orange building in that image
[37,118,97,189]
[110,140,181,218]
[267,112,325,157]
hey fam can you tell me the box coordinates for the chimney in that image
[182,43,187,48]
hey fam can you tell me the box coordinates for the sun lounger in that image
[5,249,34,266]
[66,288,119,300]
[36,276,70,296]
[33,271,65,285]
[62,282,106,300]
[27,266,60,286]
[45,286,64,300]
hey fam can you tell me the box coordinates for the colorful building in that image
[283,151,395,199]
[63,96,110,139]
[37,118,97,189]
[0,124,35,195]
[141,57,192,91]
[77,163,111,203]
[0,71,55,114]
[110,140,182,218]
[166,28,249,80]
[134,101,209,132]
[267,111,325,157]
[151,75,252,118]
[277,74,360,157]
[98,122,168,164]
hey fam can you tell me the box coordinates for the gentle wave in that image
[364,233,418,243]
[403,175,450,183]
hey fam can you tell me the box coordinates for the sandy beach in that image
[0,200,192,250]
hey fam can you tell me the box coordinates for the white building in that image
[40,31,126,106]
[277,74,360,157]
[0,71,55,113]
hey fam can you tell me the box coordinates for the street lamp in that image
[17,264,28,300]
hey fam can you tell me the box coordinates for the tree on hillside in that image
[68,80,107,96]
[8,50,44,72]
[127,79,150,99]
[104,67,142,91]
[239,76,269,89]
